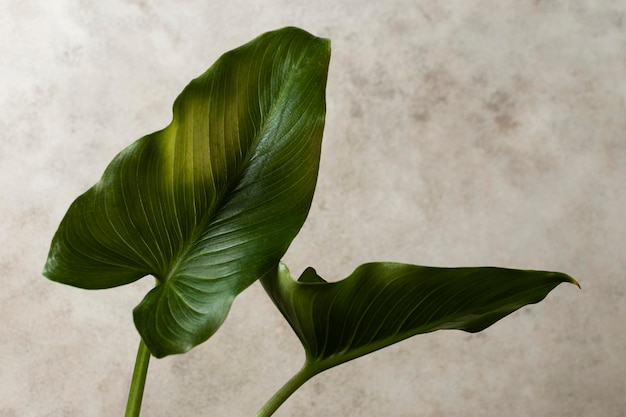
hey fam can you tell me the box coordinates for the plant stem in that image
[125,338,151,417]
[255,364,319,417]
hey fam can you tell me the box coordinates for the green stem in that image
[255,364,319,417]
[125,338,151,417]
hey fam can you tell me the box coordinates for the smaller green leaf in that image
[262,262,578,375]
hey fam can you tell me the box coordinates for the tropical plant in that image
[43,26,579,417]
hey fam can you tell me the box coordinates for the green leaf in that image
[262,262,578,374]
[43,27,331,357]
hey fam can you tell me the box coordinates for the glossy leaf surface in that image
[43,27,330,357]
[262,262,578,374]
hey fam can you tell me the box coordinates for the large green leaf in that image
[262,262,578,374]
[43,27,330,357]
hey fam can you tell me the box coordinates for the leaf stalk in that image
[255,364,319,417]
[125,338,151,417]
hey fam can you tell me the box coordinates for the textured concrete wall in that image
[2,1,624,416]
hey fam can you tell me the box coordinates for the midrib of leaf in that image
[161,40,310,286]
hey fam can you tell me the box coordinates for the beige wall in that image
[2,1,624,416]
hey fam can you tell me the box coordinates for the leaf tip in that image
[556,272,580,289]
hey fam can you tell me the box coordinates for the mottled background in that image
[1,1,624,416]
